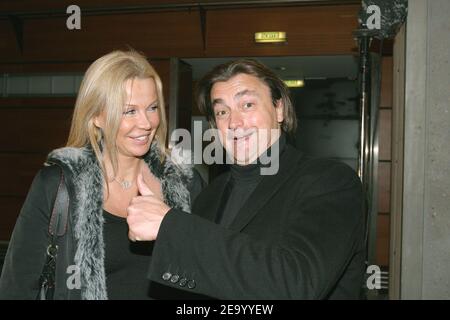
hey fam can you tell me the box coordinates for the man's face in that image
[211,73,284,165]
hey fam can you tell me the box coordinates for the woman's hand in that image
[126,174,170,241]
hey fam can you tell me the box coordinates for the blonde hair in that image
[67,50,167,178]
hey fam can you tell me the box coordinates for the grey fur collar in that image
[46,143,192,300]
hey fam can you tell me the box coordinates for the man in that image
[127,59,366,299]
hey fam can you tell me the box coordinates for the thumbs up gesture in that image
[127,174,171,241]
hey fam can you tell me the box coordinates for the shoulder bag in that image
[36,167,70,300]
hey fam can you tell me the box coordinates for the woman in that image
[0,50,202,299]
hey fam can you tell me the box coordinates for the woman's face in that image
[96,77,160,159]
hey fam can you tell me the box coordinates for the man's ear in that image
[275,100,284,123]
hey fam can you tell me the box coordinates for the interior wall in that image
[1,4,360,66]
[402,0,450,299]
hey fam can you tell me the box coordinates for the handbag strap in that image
[37,166,70,299]
[48,166,70,240]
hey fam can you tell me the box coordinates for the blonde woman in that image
[0,50,203,299]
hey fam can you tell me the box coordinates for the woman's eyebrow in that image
[125,100,158,107]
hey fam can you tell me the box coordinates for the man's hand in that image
[127,174,171,241]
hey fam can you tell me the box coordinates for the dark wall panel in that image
[0,154,46,197]
[380,57,393,108]
[379,109,392,161]
[0,109,72,152]
[5,11,203,63]
[376,214,390,267]
[2,5,359,63]
[0,0,199,12]
[378,162,391,215]
[0,21,21,60]
[0,197,25,241]
[151,59,171,107]
[205,5,359,56]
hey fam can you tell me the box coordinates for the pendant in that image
[121,180,132,189]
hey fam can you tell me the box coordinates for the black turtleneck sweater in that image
[217,134,287,228]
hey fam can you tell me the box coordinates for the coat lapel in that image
[143,143,193,213]
[229,145,304,231]
[195,173,231,223]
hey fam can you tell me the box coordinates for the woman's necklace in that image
[109,160,143,190]
[114,177,133,189]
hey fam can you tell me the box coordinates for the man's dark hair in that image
[196,58,297,135]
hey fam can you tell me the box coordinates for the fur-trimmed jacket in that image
[0,143,203,300]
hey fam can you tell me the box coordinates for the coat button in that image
[187,279,196,289]
[178,278,188,287]
[170,274,180,283]
[162,272,172,281]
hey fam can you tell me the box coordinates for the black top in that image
[218,164,263,227]
[217,134,287,227]
[103,210,153,300]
